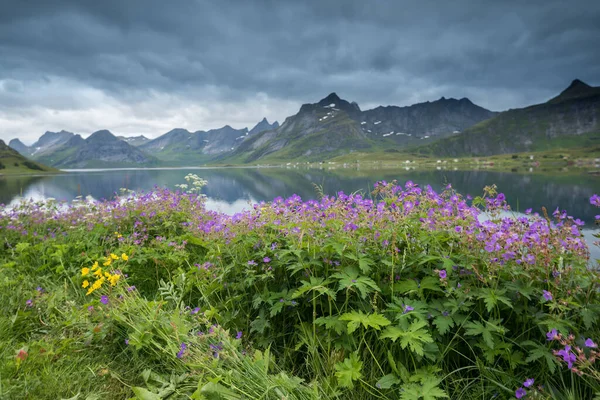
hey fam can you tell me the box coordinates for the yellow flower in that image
[92,261,99,270]
[93,268,103,277]
[109,274,121,286]
[104,271,111,278]
[82,280,90,288]
[81,267,90,276]
[86,287,94,295]
[103,259,112,267]
[110,253,119,260]
[121,253,129,261]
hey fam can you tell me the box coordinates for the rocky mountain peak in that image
[249,118,279,135]
[9,138,26,146]
[315,92,361,115]
[318,92,342,106]
[8,138,30,156]
[86,130,118,144]
[551,79,598,103]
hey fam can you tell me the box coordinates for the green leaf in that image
[464,320,504,349]
[131,387,161,400]
[419,277,444,294]
[522,340,557,373]
[477,288,513,313]
[315,316,347,335]
[15,242,31,253]
[433,315,455,335]
[504,281,534,300]
[580,306,600,329]
[332,267,381,299]
[200,381,243,399]
[464,321,494,348]
[396,280,418,294]
[250,310,271,335]
[339,311,391,333]
[292,277,334,299]
[400,376,448,400]
[269,301,284,317]
[376,374,401,389]
[334,352,363,388]
[381,320,433,356]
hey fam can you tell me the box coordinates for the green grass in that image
[0,155,58,175]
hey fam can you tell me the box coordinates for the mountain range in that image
[421,79,600,157]
[6,79,599,168]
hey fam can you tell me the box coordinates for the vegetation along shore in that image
[1,180,599,399]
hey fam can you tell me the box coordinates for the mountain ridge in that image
[9,81,594,167]
[420,79,600,157]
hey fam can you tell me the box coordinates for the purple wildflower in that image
[88,305,94,312]
[125,339,129,345]
[546,329,558,341]
[248,260,257,266]
[542,290,553,301]
[100,295,109,305]
[439,270,447,279]
[126,285,136,292]
[176,342,187,359]
[236,331,243,339]
[585,338,597,348]
[515,388,526,399]
[590,194,600,207]
[523,378,534,387]
[455,226,462,233]
[36,286,44,293]
[263,257,271,263]
[403,305,414,314]
[191,307,201,315]
[558,345,577,369]
[25,299,33,307]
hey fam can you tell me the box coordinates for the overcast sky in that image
[1,0,599,144]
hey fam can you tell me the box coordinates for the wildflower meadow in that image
[1,179,599,399]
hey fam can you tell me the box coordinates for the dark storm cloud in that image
[1,0,599,141]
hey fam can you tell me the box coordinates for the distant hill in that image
[0,140,56,174]
[9,130,75,157]
[139,125,252,165]
[117,135,150,147]
[224,92,496,163]
[34,130,158,168]
[421,79,600,157]
[249,118,279,135]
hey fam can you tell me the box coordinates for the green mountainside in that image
[0,140,57,174]
[420,79,600,157]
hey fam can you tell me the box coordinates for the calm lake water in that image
[1,166,599,260]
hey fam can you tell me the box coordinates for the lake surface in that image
[1,166,599,260]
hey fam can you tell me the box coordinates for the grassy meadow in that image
[1,176,599,399]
